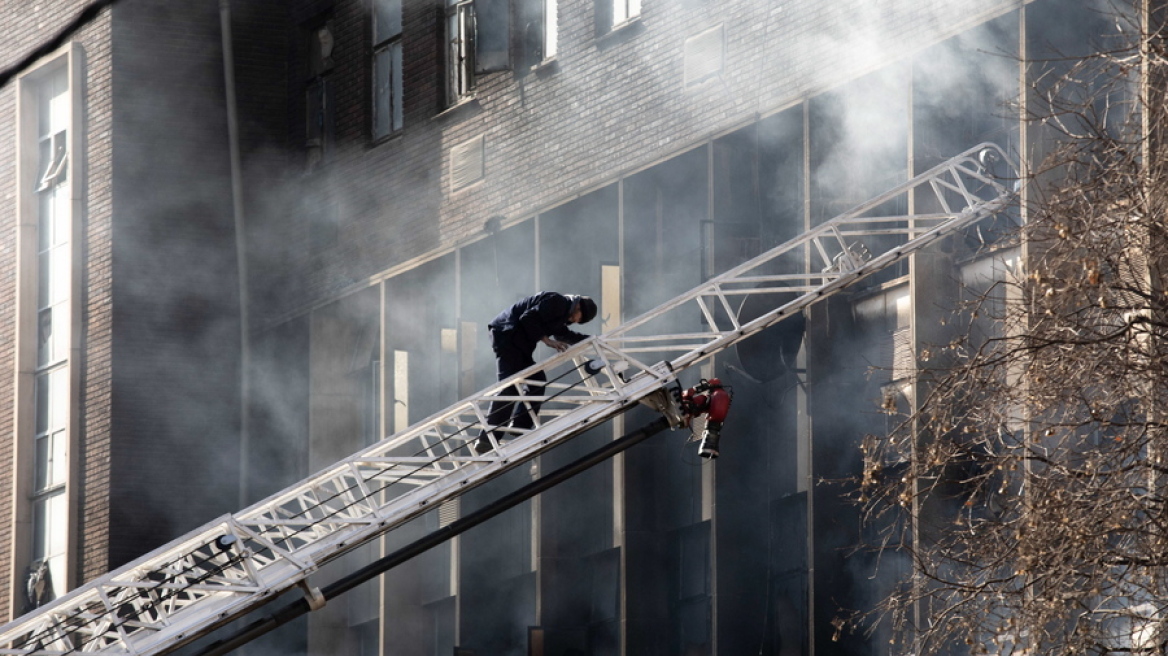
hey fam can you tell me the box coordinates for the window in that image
[372,0,403,138]
[597,0,640,33]
[19,60,73,612]
[446,0,476,104]
[518,0,556,68]
[305,20,336,171]
[543,0,558,59]
[611,0,640,27]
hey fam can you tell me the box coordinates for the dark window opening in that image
[373,0,404,138]
[446,0,476,104]
[304,18,336,172]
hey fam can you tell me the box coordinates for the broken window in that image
[304,19,336,171]
[372,0,403,138]
[443,0,513,105]
[445,0,476,104]
[36,131,67,192]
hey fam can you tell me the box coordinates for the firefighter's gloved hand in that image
[541,337,570,352]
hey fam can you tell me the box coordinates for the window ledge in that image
[434,97,481,121]
[595,17,644,48]
[529,57,560,76]
[370,131,404,148]
[611,17,640,32]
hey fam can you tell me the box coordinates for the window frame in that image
[304,19,337,171]
[597,0,640,34]
[372,0,404,140]
[519,0,556,69]
[611,0,640,29]
[13,45,82,613]
[445,0,476,106]
[543,0,558,59]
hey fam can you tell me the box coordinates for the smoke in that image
[72,0,1130,652]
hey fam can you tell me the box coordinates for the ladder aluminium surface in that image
[0,143,1016,655]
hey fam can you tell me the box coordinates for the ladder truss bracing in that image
[0,143,1016,655]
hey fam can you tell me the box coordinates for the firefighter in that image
[475,292,598,454]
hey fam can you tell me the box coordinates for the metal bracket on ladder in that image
[0,143,1015,656]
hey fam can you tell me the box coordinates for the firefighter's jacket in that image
[488,291,589,354]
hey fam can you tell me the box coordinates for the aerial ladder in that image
[0,143,1016,655]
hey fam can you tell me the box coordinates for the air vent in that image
[684,24,724,86]
[450,135,485,191]
[892,326,913,381]
[438,498,460,528]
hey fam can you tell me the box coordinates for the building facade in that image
[0,0,1118,654]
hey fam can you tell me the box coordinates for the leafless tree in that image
[857,5,1168,655]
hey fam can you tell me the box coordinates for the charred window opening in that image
[442,0,510,106]
[372,0,403,139]
[446,0,476,104]
[304,18,336,172]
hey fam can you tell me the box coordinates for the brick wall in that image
[0,0,116,612]
[0,53,14,625]
[105,0,243,568]
[77,9,117,588]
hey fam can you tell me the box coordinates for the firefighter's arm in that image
[541,336,570,352]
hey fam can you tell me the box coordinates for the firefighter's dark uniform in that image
[481,292,590,444]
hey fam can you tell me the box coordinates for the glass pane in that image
[31,492,66,559]
[34,432,65,492]
[391,43,403,131]
[374,48,391,139]
[49,367,67,431]
[50,429,67,489]
[51,304,68,363]
[49,244,69,306]
[35,374,49,434]
[38,304,68,368]
[48,76,69,134]
[52,175,70,232]
[38,193,53,251]
[37,139,54,185]
[37,251,50,309]
[374,0,401,43]
[35,434,50,491]
[37,308,54,367]
[37,78,58,138]
[31,499,47,559]
[45,554,64,602]
[306,81,325,143]
[612,0,627,26]
[45,493,67,557]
